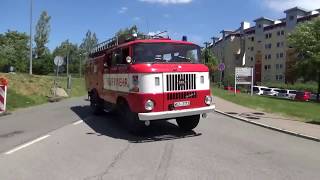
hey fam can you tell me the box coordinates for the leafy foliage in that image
[0,30,29,72]
[79,30,98,55]
[34,11,51,58]
[287,17,320,99]
[53,40,81,74]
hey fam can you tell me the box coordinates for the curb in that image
[215,109,320,142]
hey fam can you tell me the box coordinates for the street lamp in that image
[29,0,33,75]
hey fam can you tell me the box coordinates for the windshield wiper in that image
[176,55,192,62]
[152,58,166,64]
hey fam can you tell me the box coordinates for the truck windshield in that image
[133,43,200,63]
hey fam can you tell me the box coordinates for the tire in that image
[90,92,104,115]
[176,115,200,131]
[119,100,145,134]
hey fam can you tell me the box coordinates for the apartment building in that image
[210,7,320,84]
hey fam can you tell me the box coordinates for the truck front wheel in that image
[119,100,145,134]
[176,115,200,131]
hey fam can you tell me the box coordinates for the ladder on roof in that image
[90,36,119,55]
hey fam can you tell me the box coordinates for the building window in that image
[265,65,271,70]
[277,31,281,36]
[280,64,283,69]
[250,47,254,51]
[265,55,268,60]
[276,53,279,59]
[281,30,285,35]
[277,42,280,47]
[280,52,284,58]
[251,57,254,61]
[268,54,271,59]
[265,33,272,39]
[289,15,294,20]
[258,24,262,28]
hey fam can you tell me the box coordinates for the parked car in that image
[262,88,281,96]
[310,93,318,101]
[253,86,268,95]
[224,86,240,93]
[277,89,297,100]
[294,91,311,101]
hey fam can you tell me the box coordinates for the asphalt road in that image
[0,97,319,180]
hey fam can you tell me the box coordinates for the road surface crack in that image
[83,143,131,180]
[155,142,174,180]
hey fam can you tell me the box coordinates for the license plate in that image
[174,101,190,107]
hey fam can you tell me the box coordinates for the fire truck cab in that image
[85,34,215,133]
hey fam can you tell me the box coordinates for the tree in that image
[53,40,81,74]
[116,25,143,42]
[79,30,98,55]
[201,48,218,81]
[34,11,51,59]
[287,17,320,100]
[0,31,29,72]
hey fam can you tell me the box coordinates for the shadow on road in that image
[70,106,201,143]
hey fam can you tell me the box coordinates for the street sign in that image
[218,63,225,72]
[235,67,253,84]
[54,56,64,67]
[235,67,254,96]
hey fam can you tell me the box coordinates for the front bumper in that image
[138,105,215,121]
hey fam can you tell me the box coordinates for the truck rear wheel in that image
[176,115,200,131]
[90,92,104,115]
[119,100,145,134]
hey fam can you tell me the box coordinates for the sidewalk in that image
[214,96,320,141]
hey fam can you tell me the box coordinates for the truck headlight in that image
[205,96,213,105]
[145,100,154,111]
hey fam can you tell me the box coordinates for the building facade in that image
[210,7,320,84]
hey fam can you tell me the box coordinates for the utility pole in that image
[79,53,82,78]
[29,0,33,75]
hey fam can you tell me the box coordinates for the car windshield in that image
[133,43,200,63]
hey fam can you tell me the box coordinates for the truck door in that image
[115,47,130,93]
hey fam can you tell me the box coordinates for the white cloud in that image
[139,0,192,5]
[118,7,128,14]
[133,17,141,21]
[263,0,320,12]
[163,14,170,18]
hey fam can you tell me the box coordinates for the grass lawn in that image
[212,87,320,123]
[0,73,87,111]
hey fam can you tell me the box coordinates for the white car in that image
[263,88,281,96]
[277,89,297,100]
[253,86,268,95]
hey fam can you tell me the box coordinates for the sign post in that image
[53,56,64,97]
[235,67,254,96]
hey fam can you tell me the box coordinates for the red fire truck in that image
[85,33,215,133]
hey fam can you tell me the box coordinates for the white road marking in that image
[73,120,83,125]
[4,135,50,155]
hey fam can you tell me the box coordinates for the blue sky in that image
[1,0,319,50]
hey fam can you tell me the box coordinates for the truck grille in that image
[167,91,197,100]
[166,74,196,91]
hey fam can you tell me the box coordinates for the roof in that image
[254,17,274,22]
[264,21,286,31]
[284,6,308,13]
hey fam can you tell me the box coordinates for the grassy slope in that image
[0,73,86,111]
[212,87,320,123]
